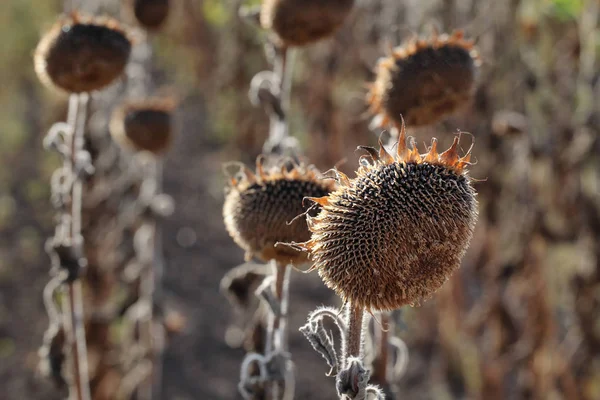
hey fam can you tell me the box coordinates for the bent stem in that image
[301,303,382,400]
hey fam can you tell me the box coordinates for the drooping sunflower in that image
[367,30,481,128]
[109,97,176,155]
[34,12,132,93]
[223,157,335,265]
[299,125,478,311]
[260,0,354,47]
[124,0,170,31]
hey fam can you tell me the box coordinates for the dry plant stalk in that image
[298,122,478,399]
[110,11,175,400]
[36,9,133,400]
[224,26,300,400]
[223,158,334,398]
[40,92,94,400]
[222,2,359,397]
[97,27,175,400]
[36,5,178,400]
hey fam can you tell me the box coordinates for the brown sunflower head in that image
[125,0,170,31]
[367,30,481,128]
[299,125,478,311]
[34,12,132,93]
[260,0,354,47]
[109,97,176,155]
[223,157,336,265]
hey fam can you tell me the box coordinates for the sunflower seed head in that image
[110,97,176,155]
[127,0,170,31]
[34,12,132,93]
[300,128,478,311]
[367,30,481,127]
[223,156,335,264]
[260,0,355,47]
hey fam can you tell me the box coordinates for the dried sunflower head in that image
[109,97,176,155]
[34,12,132,93]
[299,125,478,311]
[223,157,335,265]
[260,0,354,47]
[367,30,481,128]
[125,0,170,31]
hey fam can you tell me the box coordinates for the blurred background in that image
[0,0,598,399]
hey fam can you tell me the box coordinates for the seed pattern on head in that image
[223,157,335,265]
[298,125,478,311]
[367,30,481,128]
[260,0,354,47]
[110,97,176,155]
[34,12,132,93]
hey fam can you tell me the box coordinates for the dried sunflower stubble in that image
[299,126,478,311]
[260,0,355,47]
[110,97,176,155]
[367,30,481,128]
[34,12,132,93]
[223,157,335,265]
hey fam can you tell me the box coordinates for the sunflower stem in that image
[374,313,389,383]
[272,261,290,353]
[270,45,288,143]
[370,312,395,398]
[63,280,91,400]
[265,260,291,399]
[345,303,365,364]
[263,44,296,155]
[136,158,164,400]
[336,303,374,400]
[62,93,92,400]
